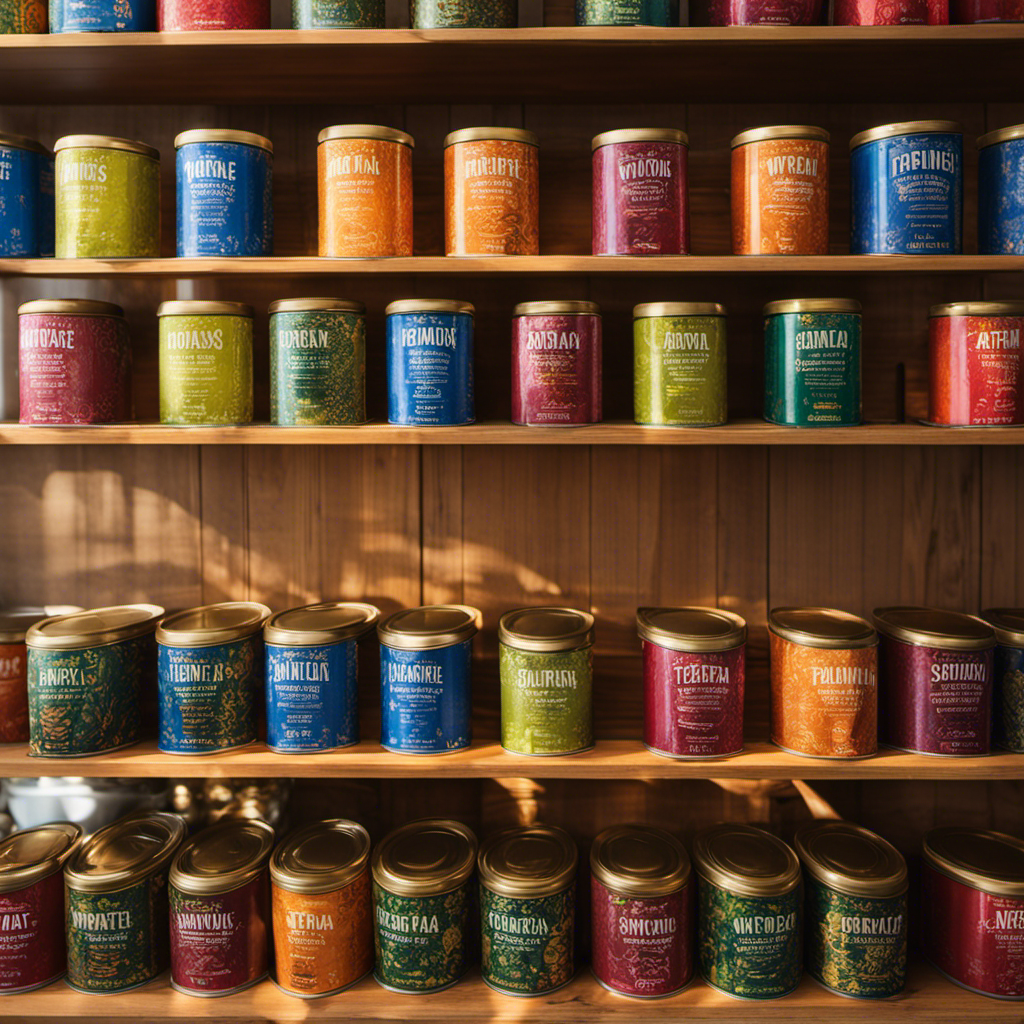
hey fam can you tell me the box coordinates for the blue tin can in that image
[978,125,1024,255]
[850,120,963,255]
[0,133,52,258]
[157,602,271,755]
[175,130,273,259]
[385,299,475,426]
[377,605,479,754]
[50,0,155,31]
[264,601,380,753]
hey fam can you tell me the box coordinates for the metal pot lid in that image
[981,609,1024,647]
[318,124,414,148]
[793,820,907,899]
[54,134,159,160]
[873,606,995,651]
[377,605,480,650]
[512,300,600,317]
[157,300,254,318]
[850,120,962,150]
[633,302,727,319]
[924,827,1024,898]
[592,128,688,150]
[445,127,538,148]
[731,125,829,149]
[170,818,275,895]
[692,823,801,899]
[979,124,1024,149]
[478,825,577,898]
[174,128,273,153]
[0,822,83,894]
[590,825,690,898]
[0,132,48,155]
[372,819,478,897]
[384,299,475,317]
[498,607,594,653]
[763,298,862,317]
[0,605,82,644]
[929,301,1024,319]
[271,819,371,895]
[636,606,746,653]
[769,607,877,650]
[265,602,380,647]
[157,602,272,647]
[18,299,125,318]
[26,604,165,651]
[268,297,366,315]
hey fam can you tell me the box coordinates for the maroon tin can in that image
[592,130,689,256]
[693,0,821,23]
[953,0,1022,19]
[638,607,746,760]
[169,818,275,997]
[18,299,132,425]
[923,827,1024,999]
[832,0,947,20]
[158,0,271,28]
[590,825,693,998]
[512,301,602,426]
[874,606,995,757]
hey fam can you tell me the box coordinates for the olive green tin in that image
[292,0,384,27]
[410,0,515,26]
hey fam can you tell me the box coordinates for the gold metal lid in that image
[0,822,83,894]
[764,298,862,316]
[65,811,186,893]
[793,820,907,899]
[592,128,688,151]
[264,601,380,647]
[929,301,1024,318]
[924,827,1024,898]
[372,819,478,897]
[478,825,577,898]
[769,607,876,650]
[513,300,600,317]
[498,607,594,653]
[156,602,272,648]
[850,120,963,151]
[981,608,1024,647]
[18,299,125,318]
[731,125,829,149]
[157,300,254,318]
[271,819,372,895]
[170,818,275,896]
[26,604,164,651]
[979,124,1024,149]
[692,823,801,898]
[54,135,159,160]
[636,606,746,653]
[384,299,475,317]
[268,297,366,315]
[377,605,480,651]
[445,127,538,148]
[317,124,414,148]
[633,302,727,318]
[873,606,995,651]
[174,129,273,153]
[0,132,48,155]
[0,605,82,644]
[590,825,690,898]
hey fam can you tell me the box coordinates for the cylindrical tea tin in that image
[169,819,275,997]
[0,133,51,256]
[372,819,478,993]
[385,299,475,426]
[293,0,383,25]
[794,820,907,999]
[157,601,272,755]
[159,0,269,28]
[591,129,689,255]
[0,822,82,993]
[850,120,963,255]
[269,298,367,426]
[731,126,829,255]
[478,824,577,996]
[26,604,164,758]
[18,299,132,425]
[411,0,515,28]
[0,0,47,30]
[264,601,380,753]
[511,300,602,426]
[498,606,595,756]
[638,606,746,759]
[923,827,1024,998]
[953,0,1022,19]
[64,811,187,994]
[54,135,159,258]
[317,125,413,258]
[764,298,862,427]
[157,300,254,426]
[576,0,676,21]
[444,128,539,257]
[768,607,878,759]
[928,302,1024,426]
[271,819,374,998]
[832,0,947,20]
[590,824,693,998]
[979,126,1024,254]
[49,0,154,30]
[981,609,1024,752]
[692,0,820,21]
[875,606,995,756]
[693,823,802,1000]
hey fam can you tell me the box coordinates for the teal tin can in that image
[293,0,383,25]
[764,298,862,427]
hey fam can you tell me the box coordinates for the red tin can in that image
[953,0,1022,19]
[157,0,270,28]
[693,0,821,23]
[832,0,947,20]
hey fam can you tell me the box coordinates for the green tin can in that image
[764,298,862,427]
[633,302,728,427]
[54,135,160,259]
[292,0,383,26]
[158,301,254,426]
[410,0,515,26]
[693,823,803,1000]
[372,819,478,994]
[269,298,367,426]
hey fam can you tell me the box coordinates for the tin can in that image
[269,298,367,426]
[979,126,1024,254]
[512,301,602,426]
[444,128,539,257]
[592,129,689,255]
[590,825,692,998]
[981,609,1024,752]
[169,819,275,997]
[953,0,1022,18]
[18,299,132,425]
[65,811,187,994]
[875,606,995,756]
[372,819,478,993]
[175,130,272,258]
[850,120,963,255]
[0,822,82,993]
[0,133,51,256]
[764,298,862,427]
[385,299,475,426]
[923,827,1024,998]
[693,823,803,1000]
[831,0,947,20]
[499,606,594,756]
[794,820,907,999]
[576,0,676,19]
[54,136,159,258]
[49,0,154,29]
[318,125,413,258]
[26,604,163,758]
[157,601,271,755]
[292,0,383,25]
[157,300,254,426]
[478,824,577,996]
[271,819,374,998]
[264,601,379,753]
[411,0,514,27]
[159,0,269,28]
[378,605,478,754]
[0,0,47,29]
[692,0,820,21]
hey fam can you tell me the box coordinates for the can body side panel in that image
[0,871,66,992]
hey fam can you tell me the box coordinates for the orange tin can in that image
[318,124,414,258]
[444,127,539,256]
[731,125,830,255]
